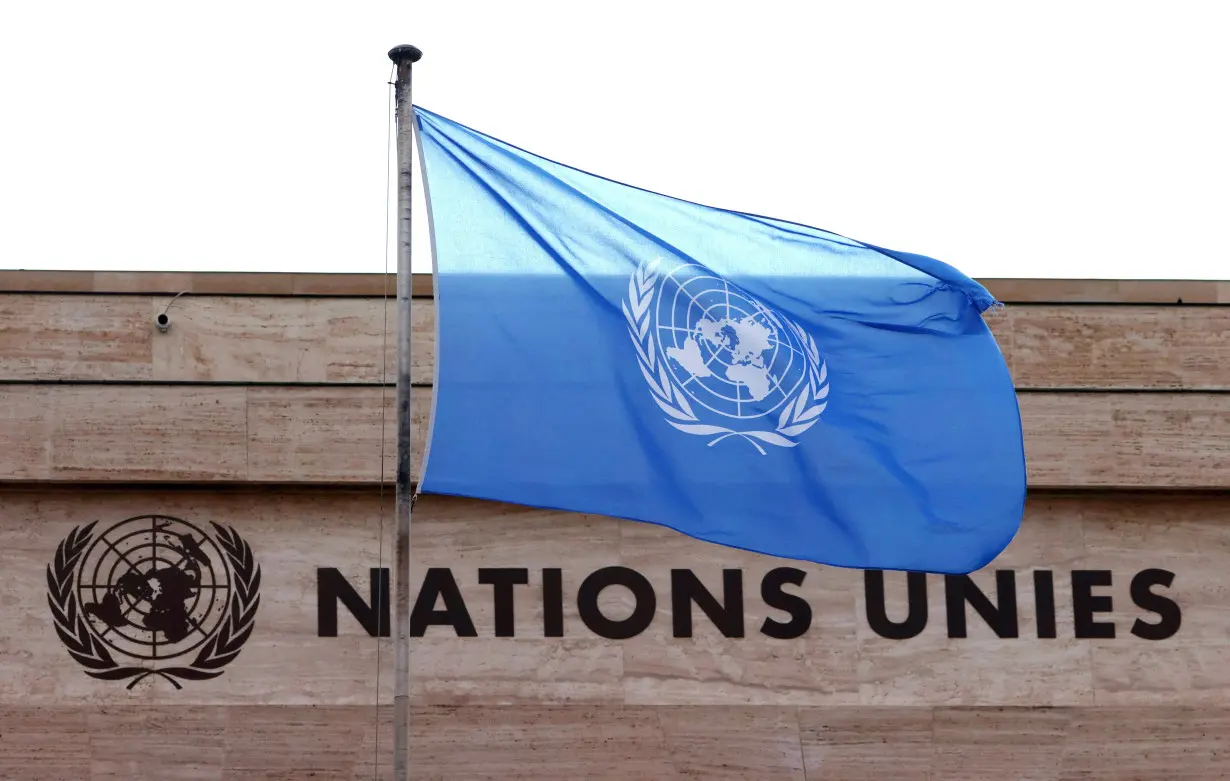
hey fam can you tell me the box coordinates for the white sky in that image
[1,1,1226,279]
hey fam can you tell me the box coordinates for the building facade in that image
[0,270,1227,779]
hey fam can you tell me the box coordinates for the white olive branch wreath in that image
[622,256,829,454]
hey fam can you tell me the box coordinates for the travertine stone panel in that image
[0,386,52,479]
[3,704,1230,780]
[148,295,414,384]
[46,385,249,481]
[0,707,90,781]
[87,707,228,780]
[5,294,1230,390]
[655,706,807,778]
[797,707,936,780]
[219,706,368,778]
[0,295,153,380]
[0,489,1224,709]
[1000,305,1230,390]
[930,706,1070,780]
[1,385,1226,488]
[412,705,685,778]
[1,489,1230,778]
[245,387,401,483]
[1058,706,1230,779]
[1019,392,1230,488]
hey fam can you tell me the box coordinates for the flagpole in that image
[388,42,421,781]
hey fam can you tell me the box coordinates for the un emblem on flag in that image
[623,257,830,454]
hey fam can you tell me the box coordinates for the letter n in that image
[944,571,1018,638]
[317,567,390,637]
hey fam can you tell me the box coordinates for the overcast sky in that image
[1,1,1226,279]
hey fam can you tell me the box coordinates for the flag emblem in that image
[623,256,830,454]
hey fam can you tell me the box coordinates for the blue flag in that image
[413,106,1025,575]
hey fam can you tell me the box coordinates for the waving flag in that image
[412,106,1025,574]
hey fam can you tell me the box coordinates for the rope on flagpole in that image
[371,61,396,781]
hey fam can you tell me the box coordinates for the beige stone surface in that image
[11,704,1230,779]
[0,488,1227,778]
[4,294,1229,389]
[1,384,1226,488]
[46,386,250,481]
[0,488,1223,709]
[147,295,413,384]
[0,386,52,480]
[990,303,1230,389]
[0,294,153,380]
[1018,392,1230,488]
[245,386,401,483]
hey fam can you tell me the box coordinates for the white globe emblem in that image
[623,256,830,453]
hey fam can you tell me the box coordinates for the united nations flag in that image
[413,106,1026,575]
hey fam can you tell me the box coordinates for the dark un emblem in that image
[46,515,261,690]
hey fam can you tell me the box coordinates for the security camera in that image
[155,291,187,334]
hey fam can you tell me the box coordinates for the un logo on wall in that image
[623,256,830,454]
[46,515,261,690]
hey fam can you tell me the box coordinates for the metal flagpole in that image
[388,42,421,781]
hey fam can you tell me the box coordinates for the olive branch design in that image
[46,520,260,690]
[623,256,829,454]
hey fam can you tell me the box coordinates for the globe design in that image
[76,515,232,662]
[654,264,811,420]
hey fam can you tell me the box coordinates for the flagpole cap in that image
[388,45,423,64]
